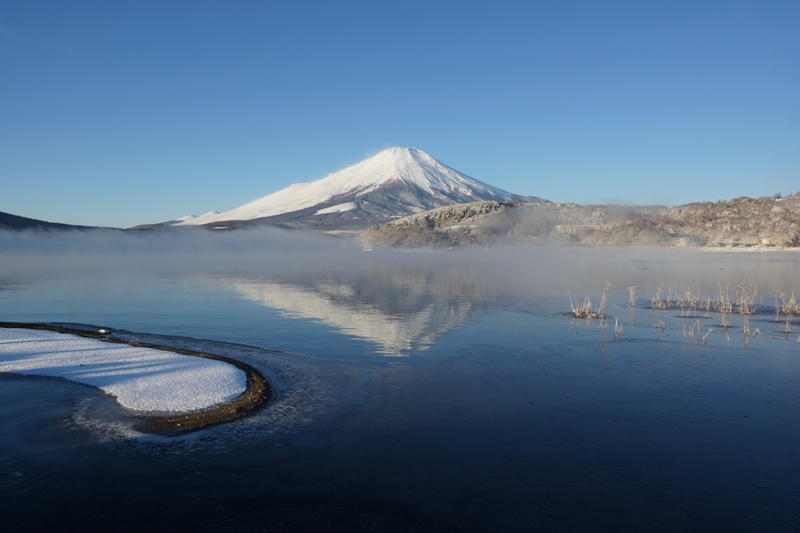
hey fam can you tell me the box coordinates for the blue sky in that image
[1,1,798,228]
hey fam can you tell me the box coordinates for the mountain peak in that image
[173,148,539,228]
[376,146,417,155]
[333,147,481,196]
[371,147,434,166]
[352,147,429,172]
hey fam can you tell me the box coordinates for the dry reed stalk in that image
[568,290,597,319]
[678,296,687,316]
[627,286,637,307]
[677,288,695,317]
[717,282,732,328]
[689,292,698,316]
[685,319,701,342]
[780,291,799,315]
[568,282,610,323]
[735,275,757,316]
[652,288,666,310]
[717,282,732,313]
[598,281,610,319]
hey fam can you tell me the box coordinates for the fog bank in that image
[2,228,799,299]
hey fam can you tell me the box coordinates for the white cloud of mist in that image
[0,23,14,37]
[1,227,798,300]
[0,227,360,278]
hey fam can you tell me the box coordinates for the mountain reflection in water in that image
[208,268,490,356]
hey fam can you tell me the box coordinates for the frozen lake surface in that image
[1,235,798,531]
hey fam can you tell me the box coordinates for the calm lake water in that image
[1,233,799,531]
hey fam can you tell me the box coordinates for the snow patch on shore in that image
[0,328,246,413]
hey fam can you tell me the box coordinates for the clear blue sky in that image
[1,1,798,228]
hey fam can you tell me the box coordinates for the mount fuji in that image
[172,147,542,230]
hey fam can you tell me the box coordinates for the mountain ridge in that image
[0,210,106,232]
[359,193,800,249]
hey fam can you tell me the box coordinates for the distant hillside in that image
[360,193,800,249]
[0,211,102,232]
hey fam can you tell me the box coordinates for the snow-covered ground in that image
[0,327,247,413]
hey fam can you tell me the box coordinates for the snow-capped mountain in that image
[173,147,541,229]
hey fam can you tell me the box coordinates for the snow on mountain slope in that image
[174,147,536,227]
[315,202,357,215]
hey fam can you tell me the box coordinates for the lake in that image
[1,231,799,531]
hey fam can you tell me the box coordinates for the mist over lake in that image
[1,230,799,530]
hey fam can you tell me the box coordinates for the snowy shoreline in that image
[0,323,271,433]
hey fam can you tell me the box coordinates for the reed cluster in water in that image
[568,277,800,347]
